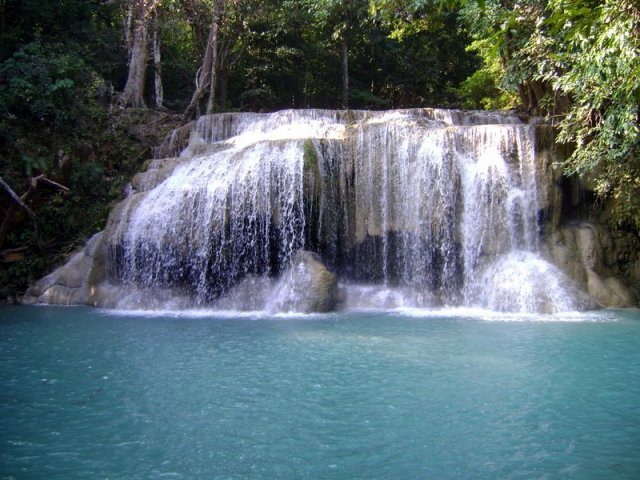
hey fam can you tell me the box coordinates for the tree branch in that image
[0,175,40,250]
[0,175,70,251]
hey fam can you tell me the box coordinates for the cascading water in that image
[26,109,597,313]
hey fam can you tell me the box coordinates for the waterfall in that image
[26,109,597,313]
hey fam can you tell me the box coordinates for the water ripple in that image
[1,306,639,479]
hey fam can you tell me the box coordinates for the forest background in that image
[0,0,638,300]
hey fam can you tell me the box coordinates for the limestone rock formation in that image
[22,109,639,312]
[23,232,107,306]
[543,222,638,308]
[268,251,338,313]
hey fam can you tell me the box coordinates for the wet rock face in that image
[543,222,638,308]
[23,109,638,312]
[268,251,338,313]
[23,233,107,306]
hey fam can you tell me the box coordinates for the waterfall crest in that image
[26,109,598,313]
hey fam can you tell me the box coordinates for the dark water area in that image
[1,306,640,479]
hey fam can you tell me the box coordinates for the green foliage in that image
[458,0,640,230]
[459,0,549,109]
[369,0,441,40]
[0,253,48,300]
[303,139,318,171]
[0,0,182,299]
[454,68,517,110]
[0,39,112,220]
[0,41,104,138]
[534,0,640,228]
[0,0,126,80]
[154,3,203,110]
[223,0,478,109]
[22,154,49,177]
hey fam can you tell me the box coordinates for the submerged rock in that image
[267,251,338,313]
[339,284,437,310]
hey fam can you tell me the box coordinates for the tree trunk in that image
[152,10,164,108]
[122,0,152,108]
[205,2,221,115]
[183,0,223,122]
[340,34,349,109]
[124,1,134,55]
[217,39,232,110]
[338,0,352,109]
[182,30,214,121]
[516,82,529,112]
[219,63,229,110]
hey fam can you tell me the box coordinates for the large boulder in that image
[22,232,106,305]
[267,251,338,313]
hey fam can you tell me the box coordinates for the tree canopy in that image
[459,0,640,226]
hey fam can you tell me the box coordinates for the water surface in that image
[1,306,639,479]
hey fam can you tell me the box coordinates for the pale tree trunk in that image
[218,40,231,109]
[205,5,220,115]
[122,0,156,108]
[183,0,224,122]
[182,28,214,121]
[124,1,134,55]
[152,11,164,108]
